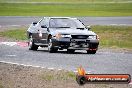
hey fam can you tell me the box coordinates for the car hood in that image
[49,28,96,36]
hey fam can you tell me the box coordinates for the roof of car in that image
[43,17,77,19]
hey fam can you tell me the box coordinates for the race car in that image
[27,17,99,54]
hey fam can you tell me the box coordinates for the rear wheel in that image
[87,50,96,54]
[28,36,38,51]
[48,39,57,53]
[67,49,75,53]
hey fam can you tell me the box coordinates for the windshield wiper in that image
[56,27,70,28]
[76,28,85,30]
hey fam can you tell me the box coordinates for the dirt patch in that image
[0,62,131,88]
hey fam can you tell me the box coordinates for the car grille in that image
[71,35,88,39]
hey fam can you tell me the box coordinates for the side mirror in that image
[32,22,37,26]
[87,26,91,30]
[41,25,47,28]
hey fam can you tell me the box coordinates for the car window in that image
[40,18,49,27]
[49,18,85,28]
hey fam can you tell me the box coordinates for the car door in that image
[36,18,49,44]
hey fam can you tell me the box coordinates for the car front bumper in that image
[51,38,99,50]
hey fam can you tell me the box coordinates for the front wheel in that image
[28,36,38,51]
[48,39,57,53]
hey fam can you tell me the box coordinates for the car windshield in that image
[49,18,85,28]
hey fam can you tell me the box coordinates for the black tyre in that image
[67,49,75,53]
[28,36,38,51]
[87,50,96,54]
[48,39,57,53]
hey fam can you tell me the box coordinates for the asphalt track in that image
[0,16,132,76]
[0,16,132,27]
[0,42,132,76]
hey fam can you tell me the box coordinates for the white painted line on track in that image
[58,69,62,71]
[0,42,17,46]
[7,25,21,27]
[0,61,51,70]
[0,42,28,47]
[110,24,127,26]
[5,54,16,57]
[0,61,70,72]
[0,60,92,74]
[110,24,118,25]
[47,68,54,70]
[0,61,20,66]
[16,42,28,47]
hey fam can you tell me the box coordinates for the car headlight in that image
[55,33,62,39]
[96,35,99,40]
[55,33,71,39]
[88,35,96,40]
[61,34,71,38]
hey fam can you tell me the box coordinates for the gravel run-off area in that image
[0,62,132,88]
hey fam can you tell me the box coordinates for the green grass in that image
[0,85,3,88]
[40,70,76,82]
[0,26,132,49]
[92,25,132,48]
[0,3,132,16]
[0,81,3,88]
[0,28,27,40]
[0,0,132,3]
[41,74,54,81]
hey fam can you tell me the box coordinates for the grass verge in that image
[0,0,132,3]
[0,82,3,88]
[92,25,132,49]
[40,70,76,82]
[0,3,132,16]
[1,62,131,88]
[0,26,132,49]
[0,28,27,41]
